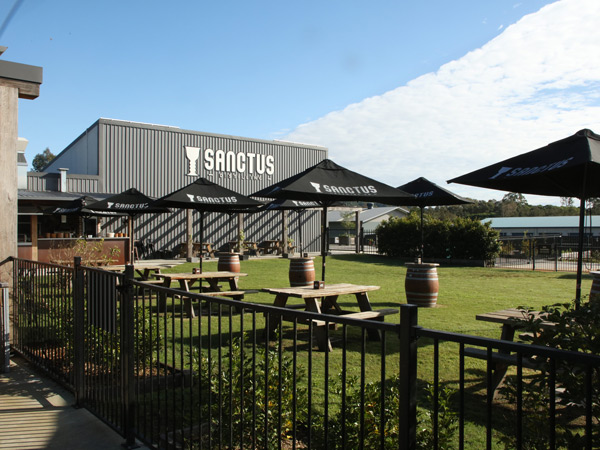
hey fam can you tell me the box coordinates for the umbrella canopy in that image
[448,128,600,304]
[397,177,472,260]
[86,188,171,264]
[253,159,413,205]
[153,177,263,272]
[260,199,321,211]
[252,158,414,280]
[43,195,125,239]
[43,195,123,217]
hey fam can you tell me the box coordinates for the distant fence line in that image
[495,235,600,272]
[338,233,600,274]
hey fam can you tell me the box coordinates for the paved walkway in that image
[0,355,150,450]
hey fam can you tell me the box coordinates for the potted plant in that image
[286,237,295,256]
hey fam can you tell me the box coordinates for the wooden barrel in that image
[405,263,440,307]
[590,271,600,302]
[289,258,315,287]
[218,253,240,273]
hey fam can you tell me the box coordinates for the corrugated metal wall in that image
[27,173,100,193]
[97,119,327,255]
[27,172,100,193]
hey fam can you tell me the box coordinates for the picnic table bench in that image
[464,308,554,397]
[259,240,282,255]
[154,271,248,318]
[262,283,398,351]
[179,242,215,258]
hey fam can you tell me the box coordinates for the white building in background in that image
[482,216,600,237]
[328,205,408,241]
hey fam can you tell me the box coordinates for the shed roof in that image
[18,190,112,202]
[482,216,600,229]
[328,206,408,223]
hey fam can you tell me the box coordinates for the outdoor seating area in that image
[263,282,397,351]
[258,239,282,255]
[178,242,215,259]
[154,270,249,318]
[463,308,556,397]
[5,138,600,449]
[4,5,600,447]
[6,244,600,449]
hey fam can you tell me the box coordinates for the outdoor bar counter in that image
[18,236,129,265]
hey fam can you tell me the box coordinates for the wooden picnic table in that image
[154,271,248,318]
[178,242,215,258]
[475,308,554,341]
[262,283,398,351]
[467,308,553,396]
[228,241,259,255]
[102,263,171,280]
[260,240,282,255]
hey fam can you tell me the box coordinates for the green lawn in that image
[153,254,591,448]
[165,253,589,335]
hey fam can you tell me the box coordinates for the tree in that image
[560,197,574,207]
[340,211,356,236]
[502,192,528,205]
[31,147,55,172]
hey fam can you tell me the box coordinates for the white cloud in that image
[284,0,600,205]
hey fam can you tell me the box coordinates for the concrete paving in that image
[0,355,150,450]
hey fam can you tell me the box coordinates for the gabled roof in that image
[328,206,408,223]
[482,216,600,228]
[18,190,112,202]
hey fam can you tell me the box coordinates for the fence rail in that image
[496,235,600,272]
[6,257,600,449]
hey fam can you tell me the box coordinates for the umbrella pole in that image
[199,211,204,273]
[576,198,585,307]
[128,216,134,264]
[299,210,303,256]
[321,206,327,281]
[420,207,424,263]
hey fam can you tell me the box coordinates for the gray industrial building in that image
[482,216,600,237]
[18,118,328,259]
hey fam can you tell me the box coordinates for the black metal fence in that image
[496,235,600,272]
[6,257,600,449]
[327,228,380,255]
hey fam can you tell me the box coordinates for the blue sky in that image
[3,0,599,204]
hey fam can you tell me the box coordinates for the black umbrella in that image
[153,178,263,272]
[43,195,123,217]
[448,128,600,304]
[252,158,414,281]
[397,177,472,260]
[43,195,125,238]
[86,188,171,264]
[261,198,321,255]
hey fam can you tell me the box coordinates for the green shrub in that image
[312,375,458,450]
[189,338,309,449]
[498,300,600,449]
[376,212,500,262]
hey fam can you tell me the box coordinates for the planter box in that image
[338,236,355,245]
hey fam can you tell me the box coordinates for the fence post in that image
[1,281,9,373]
[399,304,419,450]
[120,264,137,448]
[554,236,558,272]
[532,239,536,271]
[73,257,85,405]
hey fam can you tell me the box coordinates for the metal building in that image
[20,118,328,258]
[482,216,600,237]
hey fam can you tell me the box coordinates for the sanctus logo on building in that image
[184,146,275,179]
